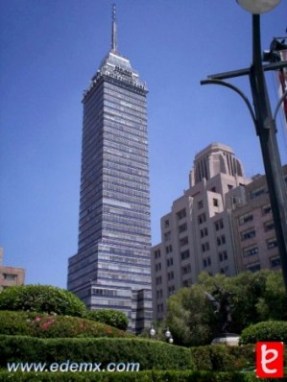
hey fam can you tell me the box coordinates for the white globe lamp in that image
[236,0,280,14]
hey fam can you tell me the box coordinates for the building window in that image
[176,208,186,220]
[264,220,274,232]
[250,187,265,199]
[238,213,253,225]
[156,289,163,299]
[213,198,219,207]
[203,257,211,268]
[241,228,256,241]
[182,264,191,275]
[198,213,206,225]
[201,242,210,252]
[262,204,271,215]
[93,288,117,297]
[157,303,164,313]
[198,200,204,209]
[168,271,174,281]
[155,263,162,272]
[168,285,175,295]
[179,236,189,247]
[164,219,170,228]
[2,273,17,281]
[178,222,187,233]
[200,227,208,238]
[219,251,228,262]
[165,244,172,254]
[266,237,277,249]
[214,219,224,231]
[156,276,162,285]
[154,249,161,259]
[243,246,259,257]
[217,235,226,246]
[164,231,171,241]
[270,257,281,268]
[220,266,229,274]
[181,249,190,260]
[167,258,174,267]
[182,279,192,287]
[247,263,261,272]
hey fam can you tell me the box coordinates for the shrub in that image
[0,370,261,382]
[0,285,86,317]
[86,309,128,331]
[0,335,194,371]
[190,345,255,371]
[0,311,129,338]
[240,321,287,344]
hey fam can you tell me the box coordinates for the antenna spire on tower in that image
[111,4,118,52]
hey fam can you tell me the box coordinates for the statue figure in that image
[205,286,233,334]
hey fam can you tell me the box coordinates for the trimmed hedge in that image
[0,370,263,382]
[1,334,276,373]
[0,311,128,338]
[190,345,255,371]
[0,285,86,317]
[0,336,193,371]
[240,321,287,344]
[4,336,287,379]
[86,309,128,331]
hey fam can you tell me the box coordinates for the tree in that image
[256,271,287,321]
[166,284,217,346]
[166,270,286,346]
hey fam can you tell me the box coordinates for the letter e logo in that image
[256,341,284,378]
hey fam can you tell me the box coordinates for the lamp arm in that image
[274,90,287,120]
[200,79,256,126]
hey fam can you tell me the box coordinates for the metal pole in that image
[250,14,287,290]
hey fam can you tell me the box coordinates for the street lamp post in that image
[201,0,287,292]
[149,326,156,338]
[149,326,174,344]
[164,328,174,344]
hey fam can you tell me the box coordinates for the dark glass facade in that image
[67,48,152,332]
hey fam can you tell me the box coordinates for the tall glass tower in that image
[67,6,152,333]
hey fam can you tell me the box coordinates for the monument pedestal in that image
[211,333,240,346]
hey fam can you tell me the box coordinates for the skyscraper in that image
[67,6,152,333]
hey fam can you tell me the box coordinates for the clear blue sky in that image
[1,0,286,288]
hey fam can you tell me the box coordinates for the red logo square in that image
[256,341,284,378]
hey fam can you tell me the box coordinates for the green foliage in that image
[166,285,216,346]
[86,309,128,331]
[240,321,287,344]
[0,335,194,371]
[0,285,87,317]
[0,311,128,338]
[0,370,263,382]
[255,272,287,321]
[166,270,287,346]
[224,270,286,331]
[0,333,259,373]
[190,345,255,371]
